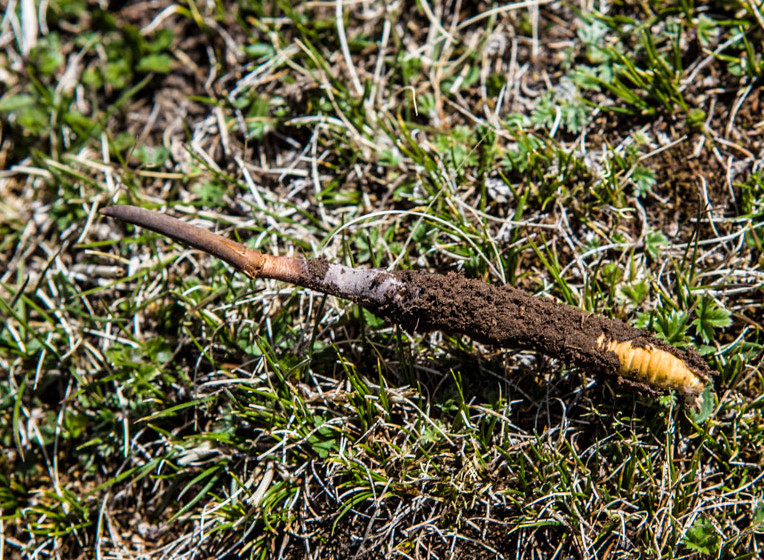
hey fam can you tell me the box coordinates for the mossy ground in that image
[1,1,763,558]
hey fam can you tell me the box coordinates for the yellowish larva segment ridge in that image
[596,334,707,401]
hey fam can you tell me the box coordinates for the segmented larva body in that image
[596,334,707,398]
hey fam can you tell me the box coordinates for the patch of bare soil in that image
[646,134,726,231]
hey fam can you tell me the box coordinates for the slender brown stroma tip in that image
[101,205,713,407]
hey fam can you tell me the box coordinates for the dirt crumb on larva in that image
[306,258,330,279]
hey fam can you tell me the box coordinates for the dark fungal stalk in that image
[100,205,712,407]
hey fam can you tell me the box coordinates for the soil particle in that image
[306,258,330,283]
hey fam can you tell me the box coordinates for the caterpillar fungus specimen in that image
[101,205,712,408]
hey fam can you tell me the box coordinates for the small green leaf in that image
[682,517,719,554]
[644,229,668,259]
[0,94,36,113]
[64,111,98,134]
[361,308,385,329]
[654,310,690,346]
[631,165,656,198]
[104,59,132,88]
[109,131,135,155]
[148,29,174,52]
[81,66,104,88]
[692,296,731,343]
[696,15,718,46]
[134,145,170,167]
[17,106,51,136]
[192,181,227,206]
[621,281,648,305]
[753,501,764,525]
[136,53,174,73]
[687,108,707,130]
[31,34,64,76]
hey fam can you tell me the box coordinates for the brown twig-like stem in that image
[101,205,712,406]
[100,206,305,283]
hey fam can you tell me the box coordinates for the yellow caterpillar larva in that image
[596,334,707,399]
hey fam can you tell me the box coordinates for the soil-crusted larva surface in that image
[370,271,711,395]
